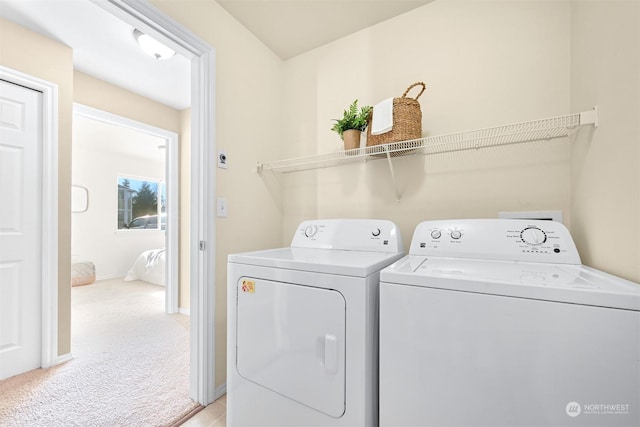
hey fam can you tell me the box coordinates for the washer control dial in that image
[450,230,462,240]
[372,228,381,237]
[520,226,547,245]
[430,230,441,239]
[304,225,318,238]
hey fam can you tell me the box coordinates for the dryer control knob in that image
[451,230,462,240]
[304,225,318,238]
[372,228,381,237]
[520,227,547,245]
[430,230,441,239]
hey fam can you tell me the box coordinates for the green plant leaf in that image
[330,99,373,137]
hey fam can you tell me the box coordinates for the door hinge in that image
[199,240,206,251]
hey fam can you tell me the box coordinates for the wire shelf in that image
[257,109,595,174]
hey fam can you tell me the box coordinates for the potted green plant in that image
[330,99,373,151]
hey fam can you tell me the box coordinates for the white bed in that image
[124,248,166,286]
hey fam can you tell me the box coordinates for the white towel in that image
[371,97,394,135]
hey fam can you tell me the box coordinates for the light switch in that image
[217,197,228,217]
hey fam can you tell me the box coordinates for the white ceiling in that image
[0,0,192,110]
[0,0,431,110]
[217,0,433,60]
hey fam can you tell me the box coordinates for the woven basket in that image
[366,82,426,147]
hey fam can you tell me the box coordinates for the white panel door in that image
[236,277,346,418]
[0,79,42,380]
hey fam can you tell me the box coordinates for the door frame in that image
[89,0,218,405]
[0,65,59,370]
[72,103,180,314]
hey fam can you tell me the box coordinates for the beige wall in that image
[74,71,181,133]
[281,0,572,250]
[149,0,285,389]
[281,0,640,283]
[570,1,640,283]
[0,18,74,356]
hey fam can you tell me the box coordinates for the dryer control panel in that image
[410,219,581,264]
[292,219,403,253]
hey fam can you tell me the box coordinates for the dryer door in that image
[236,277,346,417]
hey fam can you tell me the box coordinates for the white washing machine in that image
[227,219,404,427]
[379,219,640,427]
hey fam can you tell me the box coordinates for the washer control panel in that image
[410,219,581,264]
[292,219,403,253]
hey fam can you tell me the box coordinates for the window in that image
[117,176,166,230]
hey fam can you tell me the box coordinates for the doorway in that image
[1,0,217,405]
[71,104,179,313]
[91,0,218,405]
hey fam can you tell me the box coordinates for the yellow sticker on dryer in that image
[241,280,255,294]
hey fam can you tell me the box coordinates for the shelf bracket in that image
[384,147,401,201]
[579,106,598,127]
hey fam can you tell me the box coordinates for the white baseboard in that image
[179,307,190,316]
[56,352,73,365]
[215,383,226,399]
[96,273,126,281]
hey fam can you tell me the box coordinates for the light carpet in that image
[0,278,199,427]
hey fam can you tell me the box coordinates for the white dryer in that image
[227,219,404,427]
[379,219,640,427]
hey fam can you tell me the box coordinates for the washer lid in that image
[229,247,404,277]
[381,256,640,311]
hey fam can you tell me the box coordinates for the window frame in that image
[117,175,166,231]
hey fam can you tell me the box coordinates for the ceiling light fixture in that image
[133,29,175,60]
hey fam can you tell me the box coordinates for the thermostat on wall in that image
[218,150,227,169]
[498,210,563,223]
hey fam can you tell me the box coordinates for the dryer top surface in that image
[229,246,404,277]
